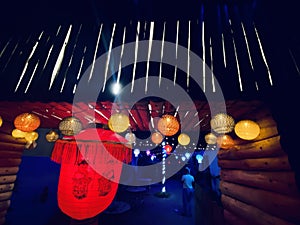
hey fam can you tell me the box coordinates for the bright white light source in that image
[111,82,122,95]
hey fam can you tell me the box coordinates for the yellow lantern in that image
[234,120,260,140]
[108,113,129,133]
[25,131,39,142]
[0,116,2,127]
[205,133,217,144]
[178,133,190,146]
[14,113,40,132]
[46,130,59,142]
[151,132,163,144]
[12,129,27,138]
[217,135,235,149]
[59,117,83,136]
[210,113,235,134]
[157,115,180,136]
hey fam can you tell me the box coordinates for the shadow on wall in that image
[5,156,61,225]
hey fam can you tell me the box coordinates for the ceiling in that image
[0,0,299,140]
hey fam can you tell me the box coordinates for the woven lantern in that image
[125,132,136,144]
[0,116,2,127]
[59,116,83,136]
[151,132,163,144]
[108,113,129,133]
[157,115,180,136]
[210,113,235,134]
[205,133,217,144]
[217,134,234,149]
[14,113,40,132]
[46,130,59,142]
[234,120,260,140]
[178,133,190,146]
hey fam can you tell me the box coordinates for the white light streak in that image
[117,26,127,84]
[24,60,39,93]
[209,38,216,92]
[202,21,206,92]
[221,33,227,68]
[241,22,254,70]
[131,21,140,93]
[159,22,166,87]
[89,24,103,82]
[145,21,154,93]
[174,20,179,85]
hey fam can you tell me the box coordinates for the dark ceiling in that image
[0,0,299,137]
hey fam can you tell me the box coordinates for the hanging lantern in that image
[151,132,163,144]
[210,113,235,134]
[125,132,136,144]
[59,117,83,136]
[164,144,172,154]
[157,115,180,136]
[178,133,190,146]
[133,149,140,157]
[12,128,27,138]
[217,134,235,149]
[234,120,260,140]
[14,113,40,132]
[46,130,59,142]
[108,113,129,133]
[25,131,39,142]
[205,133,217,144]
[0,115,2,127]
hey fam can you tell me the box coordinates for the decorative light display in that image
[210,113,235,134]
[0,115,2,127]
[217,134,235,149]
[14,112,40,132]
[133,149,140,157]
[108,113,129,133]
[24,131,39,142]
[59,116,83,136]
[46,130,59,142]
[178,133,190,146]
[164,144,172,155]
[125,132,136,144]
[151,132,163,144]
[196,154,203,163]
[12,129,26,138]
[234,120,260,140]
[157,114,180,136]
[205,132,217,144]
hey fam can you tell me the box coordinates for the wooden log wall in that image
[218,115,300,225]
[0,121,26,225]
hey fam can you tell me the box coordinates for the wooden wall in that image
[218,115,300,225]
[0,121,26,225]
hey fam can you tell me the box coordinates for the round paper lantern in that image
[205,133,217,144]
[157,115,180,136]
[234,120,260,140]
[151,132,163,144]
[59,117,83,136]
[108,113,129,133]
[0,116,2,127]
[178,133,190,146]
[210,113,235,134]
[125,132,136,144]
[46,130,59,142]
[14,113,40,132]
[164,144,172,154]
[217,135,235,149]
[12,128,27,138]
[25,131,39,142]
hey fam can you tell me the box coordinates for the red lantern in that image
[14,113,40,132]
[51,128,132,220]
[164,144,172,154]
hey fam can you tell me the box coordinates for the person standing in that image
[181,167,195,217]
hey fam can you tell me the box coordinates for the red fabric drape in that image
[51,128,132,220]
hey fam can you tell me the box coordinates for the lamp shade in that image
[59,117,83,136]
[216,134,234,149]
[108,113,129,133]
[46,130,59,142]
[151,132,163,144]
[234,120,260,140]
[157,115,180,136]
[210,113,235,134]
[205,133,217,144]
[178,133,190,146]
[14,113,40,132]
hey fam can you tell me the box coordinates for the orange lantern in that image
[205,133,217,144]
[59,117,83,136]
[108,113,129,133]
[46,130,59,142]
[210,113,235,134]
[14,113,40,132]
[234,120,260,140]
[178,133,190,146]
[157,115,180,136]
[151,132,163,144]
[217,135,235,149]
